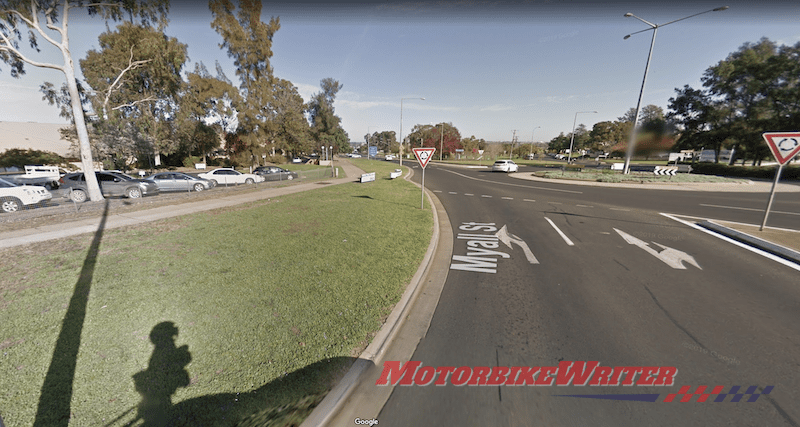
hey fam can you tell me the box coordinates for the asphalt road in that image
[377,163,800,427]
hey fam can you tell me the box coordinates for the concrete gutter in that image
[697,220,800,265]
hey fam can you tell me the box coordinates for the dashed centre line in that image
[523,199,536,202]
[502,197,514,200]
[449,192,458,194]
[576,204,593,208]
[481,195,492,198]
[464,193,474,196]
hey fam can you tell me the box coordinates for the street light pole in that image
[621,6,729,174]
[568,111,597,163]
[530,126,541,159]
[400,97,425,167]
[439,123,444,161]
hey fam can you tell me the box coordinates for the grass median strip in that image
[0,161,431,426]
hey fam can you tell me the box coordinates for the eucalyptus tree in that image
[307,77,349,154]
[177,61,241,162]
[0,0,168,201]
[210,0,281,165]
[80,21,188,166]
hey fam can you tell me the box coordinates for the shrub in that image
[0,148,67,168]
[691,162,800,181]
[183,156,202,169]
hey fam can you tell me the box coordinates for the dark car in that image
[144,172,215,192]
[252,166,299,181]
[59,171,160,202]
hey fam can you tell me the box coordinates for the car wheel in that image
[1,197,22,213]
[210,179,217,186]
[287,175,294,180]
[126,187,142,199]
[245,178,254,184]
[193,183,205,192]
[69,189,87,203]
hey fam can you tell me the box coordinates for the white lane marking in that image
[544,217,575,246]
[524,199,536,202]
[464,193,474,196]
[433,190,442,193]
[502,197,514,200]
[576,204,593,208]
[614,228,702,270]
[700,203,800,216]
[661,213,800,272]
[443,169,583,194]
[448,192,458,194]
[482,195,492,198]
[610,208,630,211]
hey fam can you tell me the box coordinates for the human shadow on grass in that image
[34,200,110,427]
[115,321,356,427]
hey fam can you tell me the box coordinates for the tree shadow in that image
[112,321,356,427]
[34,200,110,427]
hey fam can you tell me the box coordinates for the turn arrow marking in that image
[614,228,702,270]
[495,225,540,264]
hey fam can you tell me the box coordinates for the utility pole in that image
[510,130,518,159]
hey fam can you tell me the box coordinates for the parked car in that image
[144,172,215,192]
[59,171,160,202]
[197,168,264,185]
[492,160,519,173]
[0,177,52,213]
[252,166,299,181]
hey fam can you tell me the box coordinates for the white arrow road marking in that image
[495,225,540,264]
[614,228,702,270]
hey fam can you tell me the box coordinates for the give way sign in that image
[762,132,800,165]
[413,147,436,169]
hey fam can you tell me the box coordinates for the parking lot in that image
[0,167,340,232]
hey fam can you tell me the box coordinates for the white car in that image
[198,168,265,185]
[0,177,52,213]
[385,154,395,161]
[492,160,519,173]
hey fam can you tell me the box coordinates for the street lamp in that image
[530,126,541,159]
[621,6,728,174]
[439,123,444,161]
[400,97,425,166]
[568,111,597,163]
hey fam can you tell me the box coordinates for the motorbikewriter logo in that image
[375,361,774,403]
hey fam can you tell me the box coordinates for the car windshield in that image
[0,177,19,187]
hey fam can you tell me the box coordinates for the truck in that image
[0,165,62,189]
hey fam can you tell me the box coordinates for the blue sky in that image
[2,0,799,144]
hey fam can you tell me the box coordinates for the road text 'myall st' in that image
[450,222,539,274]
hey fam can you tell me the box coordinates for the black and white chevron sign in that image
[654,166,678,176]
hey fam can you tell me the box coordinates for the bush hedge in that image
[691,162,800,181]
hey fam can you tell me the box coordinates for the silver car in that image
[144,172,215,192]
[59,171,160,202]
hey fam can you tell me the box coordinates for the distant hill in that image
[0,121,72,157]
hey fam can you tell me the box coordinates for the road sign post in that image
[413,147,435,209]
[760,132,800,230]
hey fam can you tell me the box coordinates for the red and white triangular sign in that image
[412,147,436,169]
[762,132,800,166]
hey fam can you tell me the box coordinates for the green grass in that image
[0,165,431,426]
